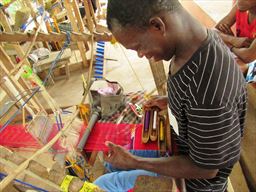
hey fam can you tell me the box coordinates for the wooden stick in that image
[148,59,167,96]
[22,107,25,127]
[0,31,112,43]
[0,158,61,190]
[88,0,97,26]
[63,0,88,67]
[83,0,94,33]
[71,0,90,51]
[0,31,91,42]
[45,20,60,50]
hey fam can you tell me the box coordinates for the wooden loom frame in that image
[0,0,101,190]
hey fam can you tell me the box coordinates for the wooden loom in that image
[0,0,111,191]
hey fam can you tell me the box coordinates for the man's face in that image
[112,26,175,62]
[237,0,256,11]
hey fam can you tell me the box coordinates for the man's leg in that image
[94,150,159,191]
[105,150,159,172]
[94,169,158,192]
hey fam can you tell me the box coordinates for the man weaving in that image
[94,1,248,191]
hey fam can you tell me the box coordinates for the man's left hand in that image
[104,141,138,170]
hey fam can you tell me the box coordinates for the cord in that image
[0,172,48,192]
[0,32,71,133]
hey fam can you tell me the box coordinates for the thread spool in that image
[144,111,150,131]
[153,110,157,130]
[159,119,164,141]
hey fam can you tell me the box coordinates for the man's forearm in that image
[232,40,256,63]
[232,47,256,63]
[219,33,236,46]
[134,155,218,179]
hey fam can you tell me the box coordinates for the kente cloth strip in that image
[84,123,158,152]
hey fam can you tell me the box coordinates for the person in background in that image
[215,0,256,73]
[94,0,248,192]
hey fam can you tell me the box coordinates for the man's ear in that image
[149,17,166,35]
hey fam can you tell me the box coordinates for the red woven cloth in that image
[0,123,158,151]
[0,125,41,149]
[84,123,158,152]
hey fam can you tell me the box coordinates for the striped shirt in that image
[167,29,247,192]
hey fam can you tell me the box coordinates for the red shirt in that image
[236,10,256,38]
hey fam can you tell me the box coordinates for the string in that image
[55,113,61,131]
[118,43,145,91]
[0,32,71,133]
[0,89,42,120]
[0,172,48,192]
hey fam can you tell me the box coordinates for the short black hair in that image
[107,0,181,31]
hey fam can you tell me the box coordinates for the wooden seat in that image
[240,84,256,191]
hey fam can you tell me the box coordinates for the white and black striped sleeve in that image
[187,103,242,169]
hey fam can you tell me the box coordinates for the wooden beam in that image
[0,31,111,42]
[88,0,97,26]
[83,0,94,33]
[181,0,216,28]
[72,0,90,51]
[148,59,167,96]
[0,32,91,42]
[63,0,88,67]
[0,158,61,190]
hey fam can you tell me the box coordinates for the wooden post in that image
[83,0,94,33]
[148,59,167,95]
[63,0,88,67]
[88,0,97,26]
[71,0,90,51]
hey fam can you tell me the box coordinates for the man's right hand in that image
[143,95,168,111]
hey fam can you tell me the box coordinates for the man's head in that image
[106,0,182,61]
[107,0,181,31]
[237,0,256,12]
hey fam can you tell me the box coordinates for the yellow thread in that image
[60,175,75,192]
[79,181,99,192]
[160,119,164,141]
